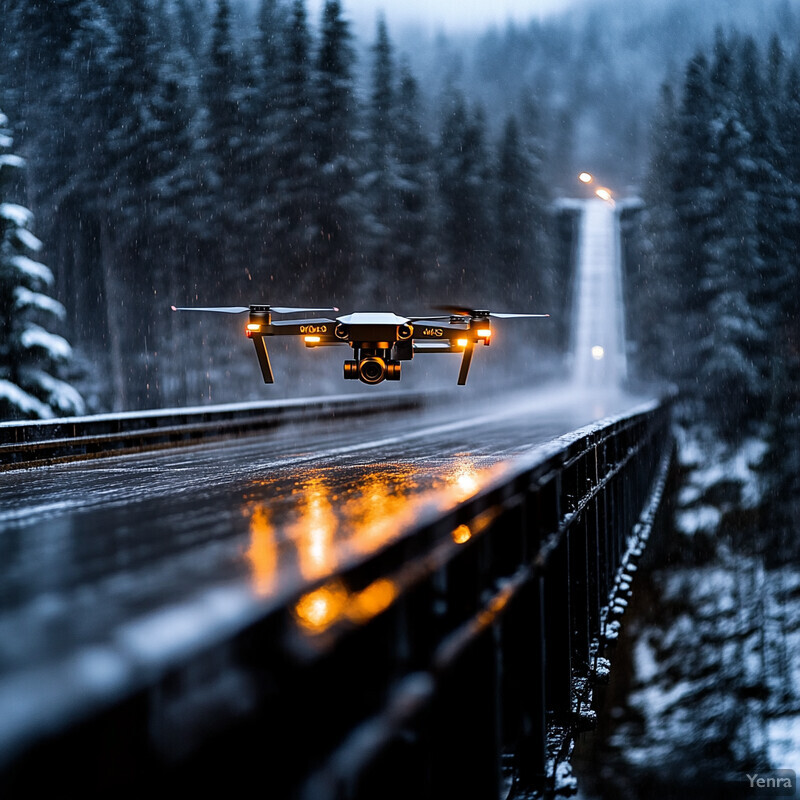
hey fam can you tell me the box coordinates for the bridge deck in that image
[0,384,673,798]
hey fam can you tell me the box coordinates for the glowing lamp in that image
[477,328,492,339]
[304,335,321,344]
[246,323,261,332]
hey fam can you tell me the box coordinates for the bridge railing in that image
[1,394,675,800]
[0,391,426,469]
[281,395,675,800]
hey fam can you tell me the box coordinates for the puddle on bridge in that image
[242,458,487,605]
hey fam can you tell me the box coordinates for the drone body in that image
[172,304,548,385]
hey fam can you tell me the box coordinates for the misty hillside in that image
[395,0,799,190]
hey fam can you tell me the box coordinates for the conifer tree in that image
[250,0,289,274]
[436,94,492,296]
[202,0,253,254]
[495,115,535,305]
[149,1,211,405]
[0,111,85,420]
[311,0,359,297]
[392,59,436,304]
[360,15,399,302]
[664,53,717,396]
[633,84,684,382]
[272,0,317,293]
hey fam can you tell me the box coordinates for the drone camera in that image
[397,324,414,341]
[358,356,387,385]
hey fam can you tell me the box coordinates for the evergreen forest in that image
[0,0,562,413]
[2,0,800,793]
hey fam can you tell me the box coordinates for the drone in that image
[171,304,548,385]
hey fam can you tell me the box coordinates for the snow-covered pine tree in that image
[634,83,685,383]
[772,51,800,514]
[0,110,85,420]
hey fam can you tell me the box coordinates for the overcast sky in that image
[306,0,584,34]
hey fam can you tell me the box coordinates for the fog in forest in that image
[2,1,800,794]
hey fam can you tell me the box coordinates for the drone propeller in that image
[432,305,549,319]
[171,305,249,314]
[489,312,550,319]
[270,306,340,314]
[171,305,339,314]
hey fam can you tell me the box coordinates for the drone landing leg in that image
[457,340,475,385]
[252,337,274,383]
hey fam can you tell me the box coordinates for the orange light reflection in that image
[245,458,494,598]
[348,578,397,624]
[245,505,277,596]
[340,467,421,557]
[450,462,480,502]
[294,580,348,632]
[452,524,472,544]
[293,478,338,580]
[294,576,399,635]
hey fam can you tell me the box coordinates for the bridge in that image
[0,200,674,798]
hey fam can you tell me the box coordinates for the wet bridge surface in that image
[0,382,673,798]
[0,388,627,735]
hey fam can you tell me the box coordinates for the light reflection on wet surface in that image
[242,457,487,600]
[0,386,642,678]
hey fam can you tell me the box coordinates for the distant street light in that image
[595,188,613,203]
[579,172,593,183]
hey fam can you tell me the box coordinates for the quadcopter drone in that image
[171,304,548,385]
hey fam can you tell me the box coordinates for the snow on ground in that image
[673,425,769,537]
[604,556,800,789]
[675,504,722,536]
[767,715,800,768]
